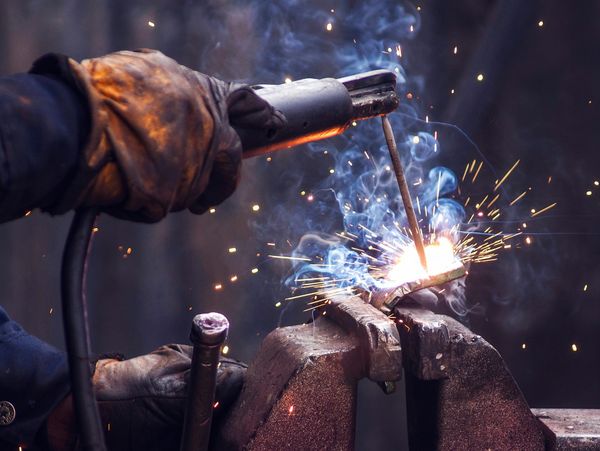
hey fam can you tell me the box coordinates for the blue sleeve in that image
[0,63,89,223]
[0,306,70,448]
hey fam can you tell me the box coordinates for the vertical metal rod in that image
[381,116,428,271]
[180,313,229,451]
[61,208,106,451]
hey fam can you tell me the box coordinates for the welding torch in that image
[236,69,399,157]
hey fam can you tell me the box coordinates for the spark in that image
[462,162,470,182]
[586,190,592,196]
[251,268,259,274]
[228,247,237,253]
[222,345,229,355]
[214,284,222,291]
[230,275,238,282]
[326,22,333,31]
[583,284,588,291]
[521,343,527,350]
[510,190,528,205]
[453,45,458,54]
[209,208,216,214]
[530,202,557,217]
[538,20,544,27]
[284,77,292,84]
[148,20,155,28]
[289,405,294,414]
[213,402,220,408]
[571,344,578,352]
[476,73,484,82]
[252,204,260,212]
[472,161,483,183]
[494,159,520,192]
[275,301,282,308]
[269,255,312,262]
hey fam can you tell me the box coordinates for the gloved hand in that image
[45,344,246,451]
[31,49,285,222]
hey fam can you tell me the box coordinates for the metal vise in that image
[215,298,600,450]
[216,295,402,450]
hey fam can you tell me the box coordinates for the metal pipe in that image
[61,207,106,451]
[180,313,230,451]
[381,116,428,271]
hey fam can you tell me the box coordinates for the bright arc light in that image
[386,237,461,284]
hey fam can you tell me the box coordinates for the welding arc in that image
[381,116,428,271]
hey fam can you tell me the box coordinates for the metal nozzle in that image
[238,69,399,158]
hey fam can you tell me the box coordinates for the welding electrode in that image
[180,313,230,451]
[381,116,428,271]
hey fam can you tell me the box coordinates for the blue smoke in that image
[250,0,468,313]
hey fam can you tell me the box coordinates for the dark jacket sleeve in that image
[0,65,89,222]
[0,64,90,446]
[0,307,70,448]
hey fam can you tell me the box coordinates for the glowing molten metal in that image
[386,237,462,286]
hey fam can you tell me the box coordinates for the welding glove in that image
[30,49,284,222]
[45,344,246,451]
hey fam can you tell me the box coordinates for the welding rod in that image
[180,313,229,451]
[381,116,428,271]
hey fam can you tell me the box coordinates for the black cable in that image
[61,207,106,451]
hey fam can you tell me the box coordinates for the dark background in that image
[0,0,598,449]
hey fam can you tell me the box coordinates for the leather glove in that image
[30,49,285,222]
[46,345,246,451]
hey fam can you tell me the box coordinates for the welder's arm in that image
[0,50,283,224]
[0,307,70,448]
[0,72,89,223]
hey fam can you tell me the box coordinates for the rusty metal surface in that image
[533,408,600,450]
[327,295,402,383]
[395,305,545,451]
[216,297,402,450]
[216,318,361,450]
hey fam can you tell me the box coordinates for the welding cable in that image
[61,207,107,451]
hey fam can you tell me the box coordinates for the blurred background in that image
[0,0,599,449]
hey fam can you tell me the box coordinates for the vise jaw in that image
[216,295,401,450]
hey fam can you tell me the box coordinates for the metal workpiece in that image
[238,70,399,158]
[326,295,402,383]
[533,409,600,450]
[394,305,545,450]
[216,298,402,450]
[180,313,229,451]
[368,266,467,314]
